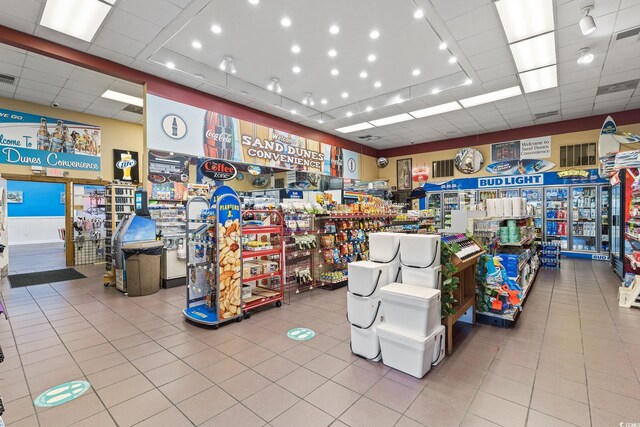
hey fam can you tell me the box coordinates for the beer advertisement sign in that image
[146,94,358,178]
[113,149,139,182]
[0,108,101,171]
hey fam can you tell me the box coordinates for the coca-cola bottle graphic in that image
[331,146,343,176]
[204,111,234,160]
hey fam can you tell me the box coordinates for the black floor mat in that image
[8,268,87,288]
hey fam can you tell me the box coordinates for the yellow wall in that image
[378,123,640,187]
[0,97,143,180]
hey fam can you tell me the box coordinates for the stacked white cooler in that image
[347,233,402,361]
[377,234,446,378]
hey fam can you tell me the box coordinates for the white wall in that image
[8,216,65,245]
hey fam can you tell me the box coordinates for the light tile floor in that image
[0,259,637,426]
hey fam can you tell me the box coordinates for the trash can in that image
[122,241,163,296]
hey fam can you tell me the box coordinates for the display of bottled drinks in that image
[37,117,99,154]
[442,234,483,261]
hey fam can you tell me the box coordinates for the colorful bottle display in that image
[37,117,50,150]
[442,234,482,261]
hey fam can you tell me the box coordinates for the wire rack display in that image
[74,238,106,265]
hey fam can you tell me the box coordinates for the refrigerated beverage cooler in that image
[499,189,520,198]
[443,192,459,228]
[611,169,637,279]
[545,187,569,249]
[522,188,543,240]
[601,186,610,254]
[479,190,498,203]
[424,193,442,230]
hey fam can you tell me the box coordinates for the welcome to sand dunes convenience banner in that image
[0,108,101,171]
[145,94,359,179]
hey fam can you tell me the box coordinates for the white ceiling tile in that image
[0,45,26,67]
[458,27,507,57]
[117,0,183,27]
[595,89,635,102]
[15,86,56,102]
[24,53,75,79]
[561,88,597,101]
[0,62,23,78]
[20,67,67,87]
[93,29,145,58]
[614,4,640,31]
[18,78,61,96]
[476,62,517,83]
[52,95,92,110]
[0,13,36,34]
[56,88,100,104]
[63,78,112,96]
[112,110,143,123]
[86,45,136,67]
[467,46,512,71]
[0,85,16,97]
[446,4,500,41]
[104,8,163,45]
[0,0,41,22]
[33,26,91,52]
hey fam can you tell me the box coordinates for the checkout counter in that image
[112,213,163,296]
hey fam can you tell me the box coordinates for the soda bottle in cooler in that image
[37,118,50,150]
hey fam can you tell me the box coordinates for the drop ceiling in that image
[0,0,639,149]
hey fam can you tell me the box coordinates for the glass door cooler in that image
[545,187,569,250]
[443,192,459,228]
[570,186,598,253]
[601,185,610,254]
[479,190,498,203]
[499,189,520,198]
[611,168,636,278]
[424,192,442,230]
[522,188,543,240]
[459,190,477,209]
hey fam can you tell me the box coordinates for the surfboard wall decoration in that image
[598,115,640,156]
[485,159,556,175]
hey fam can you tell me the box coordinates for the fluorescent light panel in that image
[336,122,374,133]
[519,65,557,93]
[40,0,112,42]
[369,113,414,127]
[410,102,462,118]
[509,32,556,72]
[101,90,144,107]
[495,0,554,43]
[459,86,522,108]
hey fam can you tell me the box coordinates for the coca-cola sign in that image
[199,159,237,181]
[205,129,232,144]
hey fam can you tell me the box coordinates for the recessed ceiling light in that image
[281,17,291,27]
[448,56,457,64]
[369,30,380,39]
[577,48,594,65]
[414,9,424,19]
[166,61,175,69]
[336,122,375,133]
[519,64,557,93]
[211,24,222,34]
[318,119,324,124]
[439,42,447,50]
[346,111,353,117]
[509,32,556,72]
[101,90,143,107]
[374,81,382,88]
[328,49,337,57]
[412,69,421,76]
[464,78,473,85]
[192,40,202,49]
[410,102,462,118]
[321,98,328,105]
[292,66,301,73]
[40,0,111,42]
[495,0,554,43]
[360,71,368,78]
[291,109,297,114]
[459,86,522,108]
[331,68,339,76]
[341,92,349,98]
[366,106,373,112]
[431,88,440,94]
[291,44,301,53]
[248,0,259,4]
[368,54,377,62]
[395,97,404,104]
[329,24,340,34]
[370,113,413,127]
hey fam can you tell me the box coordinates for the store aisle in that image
[0,260,636,426]
[8,243,66,274]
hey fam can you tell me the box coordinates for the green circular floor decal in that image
[34,381,91,408]
[287,327,316,341]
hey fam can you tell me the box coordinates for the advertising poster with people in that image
[0,108,101,171]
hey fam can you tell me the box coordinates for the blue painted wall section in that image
[7,180,65,217]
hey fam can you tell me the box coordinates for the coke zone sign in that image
[199,159,237,181]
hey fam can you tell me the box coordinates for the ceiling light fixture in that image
[448,56,457,64]
[281,17,291,27]
[580,6,597,35]
[370,113,413,127]
[302,92,315,106]
[292,65,301,73]
[368,54,377,62]
[410,102,462,118]
[459,86,522,108]
[360,71,368,78]
[412,69,421,76]
[191,40,202,49]
[211,24,222,34]
[346,111,353,117]
[336,122,375,133]
[366,106,373,112]
[495,0,554,43]
[439,42,447,50]
[248,0,259,4]
[291,44,301,53]
[432,88,440,94]
[464,78,473,85]
[267,77,282,93]
[329,24,340,34]
[331,68,339,76]
[414,9,424,19]
[166,61,176,69]
[509,32,556,72]
[101,90,143,107]
[328,49,337,57]
[219,56,236,73]
[318,119,324,124]
[369,30,380,39]
[341,92,349,98]
[519,64,557,93]
[320,98,328,105]
[40,0,112,42]
[291,109,297,115]
[577,48,594,65]
[374,81,382,88]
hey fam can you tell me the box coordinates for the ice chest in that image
[348,261,398,296]
[401,265,442,290]
[347,292,383,329]
[380,283,441,337]
[399,235,441,268]
[351,324,381,361]
[369,232,401,263]
[377,323,440,378]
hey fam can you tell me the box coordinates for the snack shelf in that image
[242,226,282,235]
[242,248,282,259]
[243,271,282,284]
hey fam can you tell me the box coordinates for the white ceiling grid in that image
[0,0,637,147]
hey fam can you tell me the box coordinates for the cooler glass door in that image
[570,186,597,252]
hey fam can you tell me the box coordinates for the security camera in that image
[51,102,60,107]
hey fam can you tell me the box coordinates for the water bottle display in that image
[545,187,568,249]
[571,186,597,252]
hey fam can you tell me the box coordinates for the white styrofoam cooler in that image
[399,234,441,268]
[431,324,446,366]
[380,283,441,337]
[351,324,382,361]
[348,260,399,296]
[347,292,383,329]
[377,323,441,378]
[369,232,401,263]
[401,265,442,290]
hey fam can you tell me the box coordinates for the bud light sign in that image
[478,174,543,188]
[198,159,237,181]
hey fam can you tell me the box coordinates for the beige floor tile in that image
[133,406,193,427]
[69,410,117,426]
[338,396,401,427]
[108,389,173,427]
[277,366,329,398]
[404,392,465,427]
[526,410,578,427]
[96,374,155,407]
[460,414,501,427]
[479,372,532,406]
[87,362,139,390]
[200,403,266,427]
[181,347,227,370]
[37,392,105,426]
[219,369,272,400]
[530,387,590,426]
[305,380,360,418]
[588,386,640,420]
[332,363,383,394]
[254,354,300,381]
[144,359,194,387]
[177,385,236,425]
[469,391,528,427]
[305,353,351,378]
[272,400,335,427]
[158,371,214,404]
[364,377,421,413]
[200,356,248,383]
[534,371,588,403]
[243,383,300,422]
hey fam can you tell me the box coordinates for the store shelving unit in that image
[103,183,135,286]
[241,210,285,315]
[283,213,315,294]
[545,187,568,249]
[150,204,187,288]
